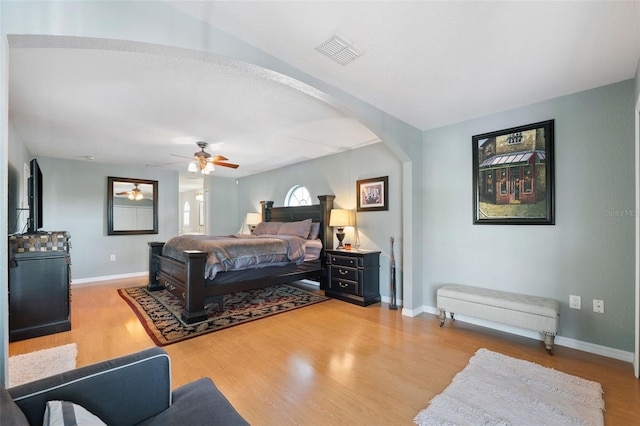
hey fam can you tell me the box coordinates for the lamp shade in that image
[246,212,261,226]
[329,209,354,227]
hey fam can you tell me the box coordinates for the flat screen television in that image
[27,158,43,233]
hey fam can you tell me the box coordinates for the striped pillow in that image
[44,400,106,426]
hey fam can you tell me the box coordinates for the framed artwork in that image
[472,120,555,225]
[357,176,388,212]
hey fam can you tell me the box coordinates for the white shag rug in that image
[414,348,604,426]
[8,343,77,388]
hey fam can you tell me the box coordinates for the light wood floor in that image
[9,276,640,425]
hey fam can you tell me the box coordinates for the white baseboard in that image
[72,271,147,285]
[381,294,403,309]
[404,304,634,363]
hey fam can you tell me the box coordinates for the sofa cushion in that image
[138,378,249,426]
[44,400,106,425]
[9,347,171,426]
[0,386,28,426]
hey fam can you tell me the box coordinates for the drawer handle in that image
[155,274,160,281]
[339,269,349,275]
[338,281,348,288]
[349,260,354,265]
[182,292,186,299]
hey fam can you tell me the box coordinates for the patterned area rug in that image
[118,284,328,346]
[414,348,605,425]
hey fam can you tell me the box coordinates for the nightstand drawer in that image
[329,278,358,295]
[331,265,358,282]
[329,254,360,268]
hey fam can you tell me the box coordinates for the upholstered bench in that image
[437,284,560,354]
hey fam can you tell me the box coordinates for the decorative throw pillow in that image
[307,222,320,240]
[253,221,283,236]
[43,400,107,426]
[278,219,312,238]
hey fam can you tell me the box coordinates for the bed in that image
[147,195,334,323]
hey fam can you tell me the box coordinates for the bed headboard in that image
[260,195,335,255]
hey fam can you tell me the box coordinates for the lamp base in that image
[336,228,345,249]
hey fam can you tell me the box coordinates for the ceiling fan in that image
[116,183,144,201]
[171,141,239,175]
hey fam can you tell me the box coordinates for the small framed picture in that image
[357,176,388,212]
[472,120,555,225]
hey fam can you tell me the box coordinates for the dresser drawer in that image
[329,254,360,268]
[329,278,358,295]
[331,265,358,282]
[157,271,185,300]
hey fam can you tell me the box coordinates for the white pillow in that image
[43,400,106,426]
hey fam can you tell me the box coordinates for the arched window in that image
[285,185,311,207]
[183,201,190,226]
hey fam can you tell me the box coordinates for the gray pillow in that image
[307,222,320,240]
[253,221,283,236]
[278,219,312,238]
[44,400,106,426]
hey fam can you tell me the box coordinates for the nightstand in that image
[325,249,381,306]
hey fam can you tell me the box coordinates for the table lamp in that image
[329,209,354,249]
[246,212,261,234]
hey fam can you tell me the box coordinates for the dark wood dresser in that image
[8,232,71,341]
[325,249,381,306]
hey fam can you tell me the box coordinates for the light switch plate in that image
[569,295,581,309]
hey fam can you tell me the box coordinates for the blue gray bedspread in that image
[162,234,307,280]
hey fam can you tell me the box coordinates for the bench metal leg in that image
[438,310,455,327]
[543,333,555,355]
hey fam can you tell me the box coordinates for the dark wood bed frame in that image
[147,195,334,324]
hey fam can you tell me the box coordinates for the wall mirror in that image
[108,177,158,235]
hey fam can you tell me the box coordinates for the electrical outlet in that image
[110,254,116,262]
[569,295,581,309]
[593,299,604,313]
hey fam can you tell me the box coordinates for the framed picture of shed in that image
[472,120,555,225]
[357,176,388,212]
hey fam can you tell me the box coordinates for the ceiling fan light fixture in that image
[203,162,215,174]
[184,142,238,174]
[127,185,144,201]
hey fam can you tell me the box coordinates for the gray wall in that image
[7,121,31,234]
[207,176,240,236]
[423,80,636,352]
[28,157,179,280]
[237,142,403,301]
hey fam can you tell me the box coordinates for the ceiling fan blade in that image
[116,191,130,195]
[211,155,229,162]
[213,161,239,169]
[162,160,188,166]
[170,153,192,160]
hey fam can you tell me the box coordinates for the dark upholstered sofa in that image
[1,347,248,425]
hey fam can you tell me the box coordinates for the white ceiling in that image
[8,1,640,183]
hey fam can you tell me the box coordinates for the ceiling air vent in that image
[316,35,362,65]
